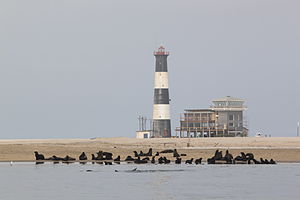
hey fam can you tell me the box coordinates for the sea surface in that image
[0,162,299,200]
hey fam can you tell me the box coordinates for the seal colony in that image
[34,148,276,165]
[1,137,300,162]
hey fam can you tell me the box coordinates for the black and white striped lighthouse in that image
[152,46,171,138]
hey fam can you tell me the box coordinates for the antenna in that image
[297,122,299,137]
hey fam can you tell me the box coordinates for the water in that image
[0,162,299,200]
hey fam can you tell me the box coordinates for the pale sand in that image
[0,137,300,162]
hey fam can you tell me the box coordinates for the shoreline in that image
[0,137,300,162]
[0,160,300,164]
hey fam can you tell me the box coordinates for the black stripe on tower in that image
[154,89,170,104]
[155,55,168,72]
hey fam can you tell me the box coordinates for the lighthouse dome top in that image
[154,46,169,56]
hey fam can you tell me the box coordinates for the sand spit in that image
[0,137,300,162]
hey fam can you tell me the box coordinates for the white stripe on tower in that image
[152,46,171,138]
[153,104,170,119]
[154,72,169,88]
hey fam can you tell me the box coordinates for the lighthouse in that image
[152,46,171,137]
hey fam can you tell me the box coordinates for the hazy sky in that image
[0,0,299,139]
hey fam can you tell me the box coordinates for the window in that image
[229,115,234,120]
[195,123,201,128]
[229,123,234,127]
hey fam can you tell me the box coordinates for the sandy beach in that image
[0,137,300,162]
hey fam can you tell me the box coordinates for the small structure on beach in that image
[136,131,151,139]
[136,116,153,139]
[176,96,248,137]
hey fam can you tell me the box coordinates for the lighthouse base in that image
[152,119,171,138]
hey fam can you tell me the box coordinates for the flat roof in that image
[184,109,215,112]
[212,96,244,102]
